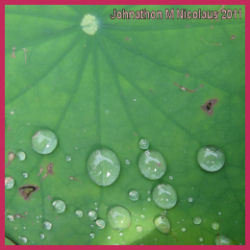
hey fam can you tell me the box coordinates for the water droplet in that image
[125,159,131,165]
[215,235,232,245]
[87,149,120,186]
[128,190,139,201]
[193,217,202,225]
[52,200,66,214]
[187,197,194,203]
[40,233,45,240]
[75,210,83,218]
[89,232,95,239]
[154,215,171,234]
[80,14,99,35]
[218,211,222,216]
[8,152,16,164]
[136,225,143,232]
[18,236,28,244]
[152,183,177,209]
[88,210,97,220]
[66,155,72,162]
[43,221,52,230]
[138,150,167,180]
[107,236,111,240]
[138,138,150,150]
[140,214,145,219]
[168,176,174,180]
[199,237,204,242]
[32,129,58,155]
[17,151,26,161]
[7,215,15,222]
[181,227,187,232]
[107,206,131,230]
[5,177,15,190]
[197,146,225,172]
[22,172,28,179]
[119,232,124,236]
[211,222,220,230]
[96,219,106,229]
[147,197,151,202]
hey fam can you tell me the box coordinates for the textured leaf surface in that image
[5,5,245,245]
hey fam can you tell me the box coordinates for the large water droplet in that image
[138,150,167,180]
[17,151,26,161]
[107,206,131,230]
[80,14,99,35]
[193,217,202,225]
[43,221,52,230]
[32,129,58,155]
[52,200,66,214]
[96,219,106,229]
[215,235,232,245]
[152,184,177,209]
[211,221,220,230]
[154,215,171,234]
[87,149,120,186]
[88,210,97,220]
[138,138,150,150]
[5,176,15,190]
[128,190,139,201]
[197,146,225,172]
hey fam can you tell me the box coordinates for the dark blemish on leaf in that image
[231,35,236,40]
[42,163,54,179]
[19,185,39,200]
[22,48,28,64]
[7,152,15,167]
[37,167,44,176]
[69,176,78,181]
[125,37,132,42]
[201,98,218,115]
[174,82,203,93]
[11,47,16,58]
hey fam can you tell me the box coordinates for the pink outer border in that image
[1,0,247,248]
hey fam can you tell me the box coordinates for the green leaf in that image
[5,5,245,245]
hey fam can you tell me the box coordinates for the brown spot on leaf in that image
[19,185,39,200]
[7,152,15,167]
[42,163,54,179]
[231,35,236,40]
[201,99,218,115]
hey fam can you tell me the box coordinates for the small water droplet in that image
[22,172,28,179]
[89,232,95,239]
[66,155,72,162]
[211,222,220,230]
[138,150,167,180]
[187,197,194,203]
[88,210,97,220]
[197,146,225,172]
[128,190,139,201]
[80,14,99,35]
[215,235,232,245]
[154,215,171,234]
[52,200,66,214]
[10,110,15,115]
[147,197,151,202]
[138,138,150,150]
[152,183,177,209]
[96,219,106,229]
[193,217,202,225]
[32,129,58,155]
[107,235,111,240]
[107,206,131,230]
[17,151,26,161]
[5,177,15,190]
[7,215,15,222]
[87,149,120,186]
[18,236,28,244]
[140,214,145,219]
[40,233,45,240]
[125,159,131,165]
[75,210,83,218]
[136,225,143,232]
[181,227,187,232]
[119,232,123,236]
[199,237,204,242]
[43,221,52,230]
[218,211,222,216]
[168,175,174,180]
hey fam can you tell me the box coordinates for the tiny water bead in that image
[89,232,95,239]
[43,221,52,230]
[22,172,28,179]
[197,146,225,172]
[32,129,58,155]
[17,151,26,161]
[128,190,139,201]
[154,215,171,234]
[80,14,99,35]
[5,176,15,190]
[136,225,143,232]
[187,197,194,203]
[87,149,120,186]
[75,210,83,218]
[215,235,232,245]
[181,227,187,232]
[138,150,167,180]
[52,200,66,214]
[108,206,131,230]
[40,234,45,240]
[18,236,28,244]
[96,219,106,229]
[138,138,150,150]
[152,184,177,209]
[193,217,202,225]
[211,222,220,230]
[88,210,97,220]
[66,155,72,162]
